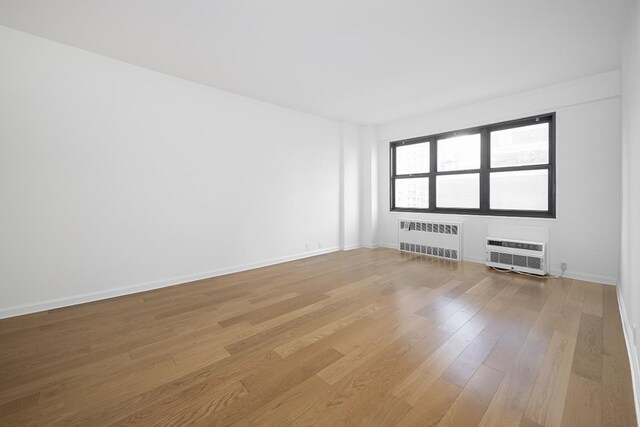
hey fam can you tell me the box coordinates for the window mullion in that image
[480,128,489,213]
[389,145,395,210]
[548,118,556,217]
[429,137,437,210]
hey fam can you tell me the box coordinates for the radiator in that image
[398,219,463,261]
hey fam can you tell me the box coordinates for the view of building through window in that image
[491,123,549,168]
[395,177,429,208]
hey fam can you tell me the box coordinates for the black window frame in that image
[389,113,556,218]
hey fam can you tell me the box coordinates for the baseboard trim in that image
[341,243,363,250]
[548,269,617,286]
[378,243,395,249]
[0,246,340,320]
[615,284,640,420]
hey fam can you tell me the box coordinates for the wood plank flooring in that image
[0,248,636,426]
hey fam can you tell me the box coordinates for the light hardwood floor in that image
[0,248,636,426]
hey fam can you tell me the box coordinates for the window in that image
[390,113,555,217]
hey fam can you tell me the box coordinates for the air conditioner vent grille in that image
[499,252,513,265]
[513,254,527,267]
[527,257,541,270]
[488,251,544,274]
[487,240,543,252]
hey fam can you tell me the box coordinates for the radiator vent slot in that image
[398,220,462,261]
[400,242,458,260]
[400,220,459,236]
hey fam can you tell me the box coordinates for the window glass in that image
[491,123,549,168]
[437,134,480,171]
[395,178,429,208]
[436,173,480,209]
[490,170,548,210]
[396,142,429,175]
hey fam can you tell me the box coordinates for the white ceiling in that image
[0,0,626,124]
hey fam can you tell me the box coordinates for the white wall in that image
[0,26,343,318]
[620,0,640,410]
[360,125,379,247]
[374,71,622,285]
[340,122,361,249]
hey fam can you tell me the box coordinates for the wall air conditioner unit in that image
[398,219,463,261]
[485,237,548,275]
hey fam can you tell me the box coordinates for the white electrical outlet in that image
[560,262,567,271]
[318,241,322,249]
[305,242,309,251]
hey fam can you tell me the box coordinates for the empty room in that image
[1,0,640,426]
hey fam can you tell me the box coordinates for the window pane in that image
[436,173,480,208]
[396,142,429,175]
[490,170,548,210]
[395,178,429,208]
[437,134,480,171]
[491,123,549,168]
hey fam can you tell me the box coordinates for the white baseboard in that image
[378,242,395,249]
[342,243,363,250]
[548,269,617,286]
[348,243,384,249]
[340,243,382,250]
[0,246,340,320]
[615,285,640,420]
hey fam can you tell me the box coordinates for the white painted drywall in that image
[360,125,379,247]
[620,0,640,411]
[374,71,622,285]
[0,26,343,318]
[341,122,361,249]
